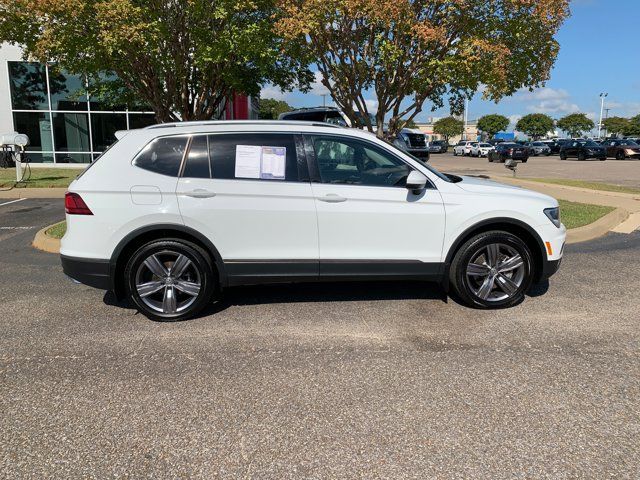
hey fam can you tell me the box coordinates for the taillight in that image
[65,192,93,215]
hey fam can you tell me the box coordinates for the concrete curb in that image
[566,207,629,244]
[0,187,67,199]
[32,223,62,254]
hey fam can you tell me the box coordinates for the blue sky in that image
[262,0,640,126]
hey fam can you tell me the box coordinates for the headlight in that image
[544,207,561,228]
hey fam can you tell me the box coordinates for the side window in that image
[209,133,301,182]
[134,136,188,177]
[311,136,411,187]
[182,135,210,178]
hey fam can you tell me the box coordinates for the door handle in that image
[317,194,347,203]
[183,189,216,198]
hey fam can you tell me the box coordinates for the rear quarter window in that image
[133,136,188,177]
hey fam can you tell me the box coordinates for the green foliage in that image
[601,116,629,137]
[556,113,595,138]
[433,117,464,140]
[258,98,294,120]
[516,114,555,139]
[0,0,312,122]
[476,114,510,138]
[624,115,640,137]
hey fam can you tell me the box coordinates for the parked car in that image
[428,140,448,153]
[279,108,430,161]
[601,138,640,160]
[453,141,475,156]
[525,142,552,156]
[487,142,530,163]
[559,140,607,161]
[60,120,565,320]
[470,142,495,157]
[488,139,506,146]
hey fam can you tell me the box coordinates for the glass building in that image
[7,61,156,164]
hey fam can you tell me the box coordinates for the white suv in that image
[61,121,566,320]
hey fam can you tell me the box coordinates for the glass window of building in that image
[52,113,91,152]
[12,112,53,152]
[91,113,127,152]
[8,62,49,110]
[48,69,88,111]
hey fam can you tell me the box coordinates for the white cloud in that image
[508,114,522,128]
[526,100,581,115]
[310,71,330,97]
[259,84,290,101]
[516,87,570,102]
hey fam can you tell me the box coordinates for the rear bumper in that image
[61,255,111,290]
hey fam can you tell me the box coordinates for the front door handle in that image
[184,189,216,198]
[317,194,347,203]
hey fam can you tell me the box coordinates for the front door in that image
[176,132,319,284]
[305,134,446,279]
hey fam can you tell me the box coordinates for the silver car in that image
[526,142,552,156]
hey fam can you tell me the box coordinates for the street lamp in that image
[598,92,608,139]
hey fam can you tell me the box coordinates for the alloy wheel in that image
[135,250,201,315]
[465,243,525,302]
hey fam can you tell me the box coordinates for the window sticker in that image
[235,145,286,180]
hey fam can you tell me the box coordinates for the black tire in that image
[449,231,534,309]
[616,150,625,160]
[578,151,586,161]
[560,151,567,160]
[124,238,216,321]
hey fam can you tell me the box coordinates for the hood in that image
[454,175,557,203]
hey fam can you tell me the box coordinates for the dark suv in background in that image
[488,142,530,163]
[559,140,607,161]
[601,138,640,160]
[428,140,448,153]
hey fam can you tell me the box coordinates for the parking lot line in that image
[0,198,27,207]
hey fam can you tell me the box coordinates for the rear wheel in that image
[449,231,534,309]
[578,151,586,161]
[125,239,216,321]
[616,150,626,160]
[560,151,567,160]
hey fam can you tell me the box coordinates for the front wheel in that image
[578,152,586,161]
[449,231,534,309]
[560,152,567,160]
[616,150,626,160]
[124,238,216,321]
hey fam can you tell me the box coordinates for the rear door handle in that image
[184,189,216,198]
[317,194,347,203]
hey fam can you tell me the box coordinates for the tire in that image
[449,231,534,309]
[124,238,216,321]
[560,151,567,160]
[578,151,586,161]
[616,150,625,160]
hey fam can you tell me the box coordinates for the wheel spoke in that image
[137,281,164,298]
[486,243,499,267]
[174,280,200,297]
[496,274,519,295]
[497,254,523,273]
[170,254,192,278]
[467,262,491,276]
[162,286,177,314]
[144,254,168,278]
[476,275,495,300]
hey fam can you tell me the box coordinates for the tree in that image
[516,114,555,139]
[433,117,464,141]
[556,113,595,138]
[623,115,640,137]
[0,0,312,122]
[601,117,629,137]
[401,118,418,130]
[276,0,569,139]
[258,98,294,120]
[477,114,510,139]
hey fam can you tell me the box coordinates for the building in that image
[0,43,256,167]
[416,119,480,144]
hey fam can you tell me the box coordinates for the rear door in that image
[304,134,446,278]
[176,132,319,284]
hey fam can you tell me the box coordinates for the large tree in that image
[258,98,294,120]
[623,115,640,137]
[477,114,510,139]
[516,114,554,139]
[433,117,464,141]
[277,0,569,139]
[0,0,312,122]
[601,117,629,137]
[556,113,594,138]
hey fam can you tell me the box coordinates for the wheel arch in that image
[109,224,227,299]
[444,218,546,283]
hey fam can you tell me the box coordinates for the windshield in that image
[620,140,638,146]
[383,139,451,182]
[581,141,600,147]
[354,112,377,127]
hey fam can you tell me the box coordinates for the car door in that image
[176,132,319,284]
[304,134,446,279]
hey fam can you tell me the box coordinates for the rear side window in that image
[182,135,211,178]
[208,133,302,182]
[134,136,188,177]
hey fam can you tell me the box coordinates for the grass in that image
[0,167,80,188]
[527,178,640,195]
[45,221,66,239]
[558,199,615,229]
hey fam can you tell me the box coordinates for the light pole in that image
[598,92,608,139]
[463,98,469,140]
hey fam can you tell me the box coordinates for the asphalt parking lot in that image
[429,152,640,188]
[1,199,639,478]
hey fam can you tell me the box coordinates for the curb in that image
[32,223,62,254]
[566,207,629,244]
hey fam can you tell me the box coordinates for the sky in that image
[261,0,640,127]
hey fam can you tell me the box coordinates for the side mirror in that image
[406,170,428,193]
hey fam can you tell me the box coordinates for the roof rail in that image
[145,120,343,130]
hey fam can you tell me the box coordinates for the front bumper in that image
[61,255,112,290]
[535,222,566,281]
